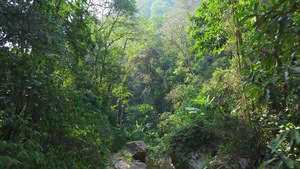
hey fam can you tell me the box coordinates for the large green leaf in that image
[258,158,277,169]
[268,131,289,152]
[291,67,300,73]
[276,151,295,168]
[273,160,283,169]
[290,129,300,144]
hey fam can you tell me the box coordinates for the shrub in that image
[168,118,213,155]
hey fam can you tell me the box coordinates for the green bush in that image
[126,104,157,125]
[168,118,213,155]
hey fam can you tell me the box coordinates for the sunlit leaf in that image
[268,131,289,152]
[258,158,277,169]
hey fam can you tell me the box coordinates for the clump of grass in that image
[116,150,135,165]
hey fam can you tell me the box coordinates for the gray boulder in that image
[114,161,130,169]
[123,140,148,162]
[170,149,207,169]
[129,161,147,169]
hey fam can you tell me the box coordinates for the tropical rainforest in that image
[0,0,300,168]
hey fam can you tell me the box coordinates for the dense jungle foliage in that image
[0,0,299,168]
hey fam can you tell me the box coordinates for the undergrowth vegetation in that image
[1,0,300,168]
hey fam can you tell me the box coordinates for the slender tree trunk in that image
[120,105,124,127]
[100,43,108,85]
[235,31,242,72]
[231,1,242,72]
